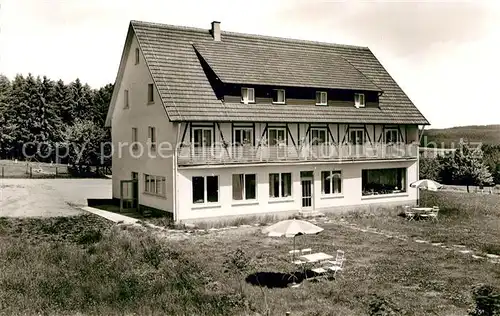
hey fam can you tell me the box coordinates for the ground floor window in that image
[192,175,219,204]
[362,168,406,196]
[321,170,342,194]
[144,174,166,196]
[269,172,292,198]
[232,174,257,200]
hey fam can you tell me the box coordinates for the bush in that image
[469,284,500,316]
[77,228,102,244]
[368,295,401,316]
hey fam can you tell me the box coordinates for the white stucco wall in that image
[110,34,176,213]
[175,159,418,221]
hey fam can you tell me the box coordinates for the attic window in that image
[241,87,255,104]
[272,89,285,104]
[135,48,140,65]
[355,93,365,108]
[124,90,129,109]
[316,91,327,105]
[148,84,154,103]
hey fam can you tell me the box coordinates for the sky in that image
[0,0,499,129]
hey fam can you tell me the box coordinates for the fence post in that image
[30,167,32,178]
[1,166,3,178]
[55,167,58,178]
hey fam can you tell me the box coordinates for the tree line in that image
[0,73,113,173]
[420,142,500,191]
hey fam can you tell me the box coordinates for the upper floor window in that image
[132,127,138,143]
[241,87,255,104]
[124,90,129,109]
[385,129,399,143]
[272,89,285,104]
[148,84,154,103]
[234,127,253,145]
[311,128,327,145]
[193,127,213,148]
[132,127,138,151]
[135,48,140,65]
[354,93,365,108]
[268,128,286,146]
[350,129,364,145]
[316,91,327,105]
[148,126,156,150]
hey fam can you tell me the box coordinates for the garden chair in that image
[310,267,328,281]
[403,205,415,221]
[421,206,439,222]
[324,250,345,266]
[325,257,345,279]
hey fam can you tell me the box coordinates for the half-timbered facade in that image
[106,20,429,223]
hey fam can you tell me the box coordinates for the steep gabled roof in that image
[108,20,429,125]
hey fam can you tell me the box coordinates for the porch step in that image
[298,210,325,218]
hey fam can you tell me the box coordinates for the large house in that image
[105,20,429,223]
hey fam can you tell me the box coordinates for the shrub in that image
[469,284,500,316]
[368,295,401,316]
[77,228,102,244]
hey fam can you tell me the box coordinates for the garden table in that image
[299,252,334,263]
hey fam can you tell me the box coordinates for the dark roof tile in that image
[131,20,429,125]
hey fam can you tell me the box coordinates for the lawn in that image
[0,159,69,178]
[1,191,499,315]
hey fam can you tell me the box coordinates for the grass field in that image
[1,191,500,315]
[0,159,69,178]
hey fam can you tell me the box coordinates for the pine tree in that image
[69,78,93,122]
[6,74,31,158]
[0,74,14,158]
[92,83,114,126]
[53,79,73,125]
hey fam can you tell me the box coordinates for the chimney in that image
[211,21,221,41]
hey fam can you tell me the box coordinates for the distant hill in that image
[421,125,500,147]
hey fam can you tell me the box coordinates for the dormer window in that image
[241,87,255,104]
[316,91,327,105]
[355,93,365,108]
[272,89,285,104]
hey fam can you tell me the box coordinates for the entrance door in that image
[131,172,139,209]
[300,171,314,209]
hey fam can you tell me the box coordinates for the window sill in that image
[320,194,344,200]
[143,192,166,199]
[192,203,222,210]
[361,193,408,200]
[231,200,259,207]
[268,198,294,204]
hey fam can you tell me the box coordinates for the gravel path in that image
[0,179,111,217]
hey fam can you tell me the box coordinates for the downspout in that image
[416,125,421,205]
[173,122,181,222]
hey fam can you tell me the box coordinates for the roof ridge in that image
[221,30,369,51]
[130,19,369,51]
